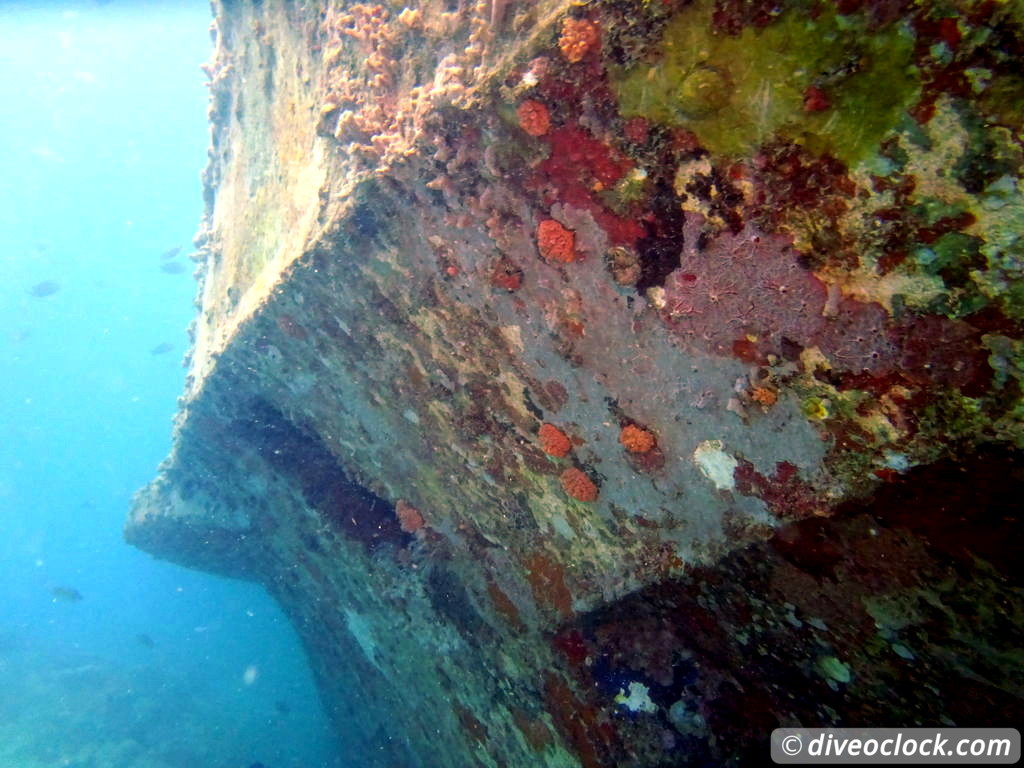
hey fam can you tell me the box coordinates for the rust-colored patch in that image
[628,444,666,474]
[453,702,489,746]
[623,116,649,144]
[486,579,525,632]
[511,707,554,752]
[732,337,767,364]
[520,442,561,475]
[552,628,589,666]
[489,258,524,292]
[395,499,425,534]
[735,460,822,522]
[543,673,609,768]
[750,386,778,407]
[803,85,830,112]
[525,377,569,414]
[525,551,574,618]
[277,314,308,340]
[561,316,586,339]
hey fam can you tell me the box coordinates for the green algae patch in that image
[983,334,1024,449]
[610,0,919,165]
[975,176,1024,320]
[817,655,853,685]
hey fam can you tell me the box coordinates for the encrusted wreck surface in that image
[129,1,1024,765]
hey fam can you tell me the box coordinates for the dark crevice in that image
[425,565,493,645]
[635,177,686,292]
[550,445,1023,766]
[231,398,405,551]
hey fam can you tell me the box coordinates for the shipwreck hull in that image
[129,1,1024,765]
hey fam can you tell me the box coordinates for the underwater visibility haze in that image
[0,3,337,767]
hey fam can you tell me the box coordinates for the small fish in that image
[150,342,174,356]
[242,664,259,685]
[161,245,182,260]
[28,280,60,298]
[50,586,83,603]
[136,633,155,648]
[274,699,290,715]
[159,262,186,274]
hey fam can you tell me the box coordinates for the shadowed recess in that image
[231,399,404,550]
[545,446,1024,768]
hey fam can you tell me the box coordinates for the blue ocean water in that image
[0,3,338,766]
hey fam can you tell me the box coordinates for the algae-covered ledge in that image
[129,0,1024,765]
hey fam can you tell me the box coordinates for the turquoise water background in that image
[0,3,337,765]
